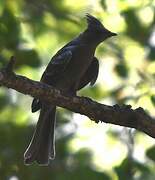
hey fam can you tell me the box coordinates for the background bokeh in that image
[0,0,155,179]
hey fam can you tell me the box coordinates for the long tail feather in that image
[24,104,56,165]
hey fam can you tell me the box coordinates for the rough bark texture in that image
[0,57,155,138]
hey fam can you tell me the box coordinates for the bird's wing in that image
[31,49,73,113]
[41,50,72,84]
[77,57,99,90]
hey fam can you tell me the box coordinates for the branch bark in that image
[0,57,155,138]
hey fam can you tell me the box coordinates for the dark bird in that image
[24,14,117,165]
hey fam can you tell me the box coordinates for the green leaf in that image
[148,46,155,61]
[0,7,20,50]
[114,158,150,180]
[146,145,155,162]
[115,63,128,78]
[150,95,155,106]
[122,9,149,45]
[14,49,41,68]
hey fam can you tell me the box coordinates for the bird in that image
[24,14,117,166]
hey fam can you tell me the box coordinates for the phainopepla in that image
[24,14,117,165]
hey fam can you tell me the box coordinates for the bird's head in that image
[85,14,117,43]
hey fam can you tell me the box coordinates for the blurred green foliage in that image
[1,0,155,179]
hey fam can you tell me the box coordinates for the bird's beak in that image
[110,32,117,36]
[104,29,117,38]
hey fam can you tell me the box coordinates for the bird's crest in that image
[86,14,103,29]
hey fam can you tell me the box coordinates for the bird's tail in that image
[24,104,56,166]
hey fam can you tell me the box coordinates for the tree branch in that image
[0,57,155,138]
